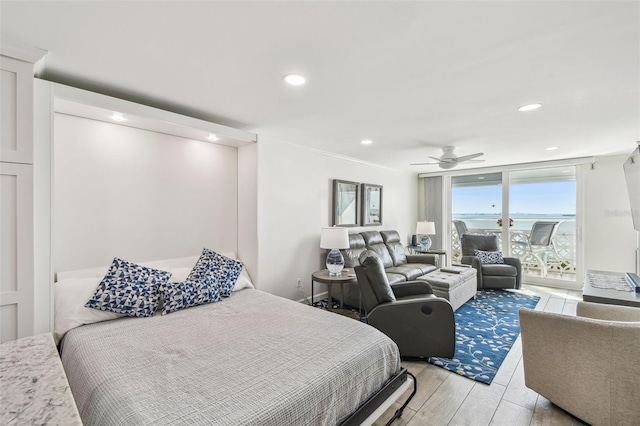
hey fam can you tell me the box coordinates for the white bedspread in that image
[60,289,401,426]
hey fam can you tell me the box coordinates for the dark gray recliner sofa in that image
[460,234,522,289]
[339,230,438,307]
[354,250,455,358]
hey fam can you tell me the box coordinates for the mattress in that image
[60,289,401,426]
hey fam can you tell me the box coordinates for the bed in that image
[55,256,414,426]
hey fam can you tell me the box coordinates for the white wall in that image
[238,143,258,284]
[53,114,239,272]
[256,138,419,300]
[582,155,638,273]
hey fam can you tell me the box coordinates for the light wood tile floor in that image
[374,285,589,426]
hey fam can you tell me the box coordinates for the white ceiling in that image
[2,1,639,172]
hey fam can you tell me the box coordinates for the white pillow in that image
[168,267,192,282]
[54,277,123,344]
[234,268,254,291]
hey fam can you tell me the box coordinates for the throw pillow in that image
[187,248,244,297]
[474,249,505,264]
[159,280,221,315]
[85,257,171,317]
[219,252,254,292]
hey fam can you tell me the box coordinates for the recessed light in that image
[361,139,373,145]
[517,103,542,112]
[207,133,219,142]
[111,112,126,122]
[478,177,485,180]
[545,146,559,151]
[284,74,306,86]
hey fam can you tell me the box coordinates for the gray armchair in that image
[460,234,522,289]
[354,251,455,358]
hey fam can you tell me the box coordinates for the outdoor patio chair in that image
[453,220,469,237]
[452,220,469,262]
[513,221,562,277]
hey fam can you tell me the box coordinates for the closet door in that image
[0,136,34,343]
[1,47,43,342]
[1,55,34,164]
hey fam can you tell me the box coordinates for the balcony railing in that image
[451,228,577,276]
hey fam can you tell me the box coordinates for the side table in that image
[311,269,357,311]
[407,246,448,267]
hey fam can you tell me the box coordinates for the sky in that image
[453,181,577,215]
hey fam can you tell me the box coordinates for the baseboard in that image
[297,290,328,305]
[522,276,582,291]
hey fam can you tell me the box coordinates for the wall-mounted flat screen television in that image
[623,142,640,232]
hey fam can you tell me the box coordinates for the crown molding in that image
[1,38,47,63]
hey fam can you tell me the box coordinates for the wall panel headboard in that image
[53,113,239,272]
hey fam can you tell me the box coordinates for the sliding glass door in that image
[451,173,503,263]
[449,166,578,286]
[508,167,577,284]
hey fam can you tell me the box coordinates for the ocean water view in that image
[453,213,576,233]
[451,171,578,280]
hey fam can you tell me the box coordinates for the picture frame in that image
[332,179,360,227]
[361,183,383,226]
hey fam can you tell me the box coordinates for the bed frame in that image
[56,256,417,425]
[344,368,416,426]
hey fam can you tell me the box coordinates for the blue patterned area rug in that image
[429,289,540,385]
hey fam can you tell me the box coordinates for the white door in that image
[1,55,34,164]
[0,162,34,342]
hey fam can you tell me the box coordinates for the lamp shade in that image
[320,227,350,249]
[416,221,436,235]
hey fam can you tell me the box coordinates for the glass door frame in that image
[441,159,586,290]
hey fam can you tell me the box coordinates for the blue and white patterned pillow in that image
[85,257,171,317]
[159,280,221,315]
[474,249,505,265]
[188,248,244,297]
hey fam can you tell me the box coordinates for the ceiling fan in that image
[411,146,485,170]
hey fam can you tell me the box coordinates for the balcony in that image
[451,227,577,281]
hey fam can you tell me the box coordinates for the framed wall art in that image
[332,179,360,227]
[361,183,382,226]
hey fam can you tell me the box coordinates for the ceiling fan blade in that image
[465,159,485,163]
[456,153,484,162]
[427,156,448,163]
[410,162,439,166]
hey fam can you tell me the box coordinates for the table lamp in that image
[416,221,436,250]
[320,227,350,276]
